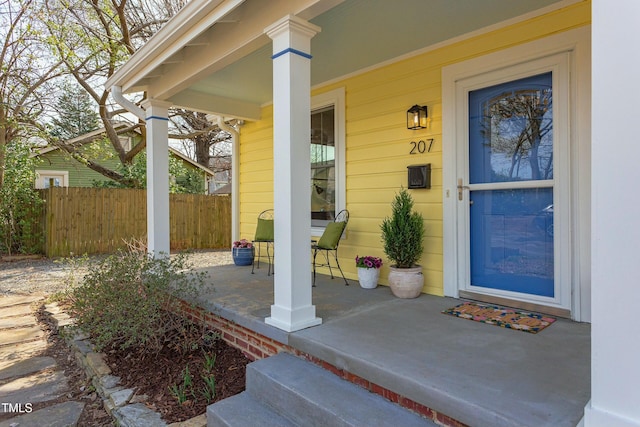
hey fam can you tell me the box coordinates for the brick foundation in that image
[177,300,466,427]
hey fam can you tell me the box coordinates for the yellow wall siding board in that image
[241,170,273,184]
[347,90,440,121]
[348,132,411,152]
[239,214,262,227]
[347,132,443,157]
[344,56,439,90]
[238,3,590,294]
[347,152,442,174]
[239,187,273,200]
[239,193,274,204]
[240,125,272,139]
[425,205,444,222]
[349,233,384,250]
[240,181,272,195]
[238,110,276,240]
[345,207,390,223]
[348,189,442,206]
[346,175,404,192]
[347,78,441,113]
[240,156,273,170]
[348,150,441,175]
[240,155,273,168]
[424,237,444,256]
[349,156,414,173]
[348,116,442,141]
[240,143,273,159]
[240,199,274,212]
[347,118,403,138]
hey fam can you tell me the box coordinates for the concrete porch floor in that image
[190,262,590,427]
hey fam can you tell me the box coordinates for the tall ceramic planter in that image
[387,265,423,298]
[232,247,254,266]
[357,267,380,289]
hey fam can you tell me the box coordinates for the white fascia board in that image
[105,0,243,92]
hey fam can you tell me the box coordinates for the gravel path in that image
[0,250,233,296]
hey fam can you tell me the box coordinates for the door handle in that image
[457,179,469,201]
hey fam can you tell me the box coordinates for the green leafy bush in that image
[0,141,44,255]
[68,246,208,352]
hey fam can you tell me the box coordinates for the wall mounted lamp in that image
[407,105,428,130]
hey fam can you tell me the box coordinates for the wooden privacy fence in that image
[38,187,231,257]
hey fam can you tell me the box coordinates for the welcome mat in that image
[442,302,556,334]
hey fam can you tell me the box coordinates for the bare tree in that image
[170,110,232,170]
[0,0,63,188]
[41,0,147,186]
[42,0,227,187]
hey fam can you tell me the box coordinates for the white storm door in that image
[456,53,571,314]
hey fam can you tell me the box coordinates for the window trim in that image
[119,136,132,152]
[310,87,345,235]
[35,170,69,189]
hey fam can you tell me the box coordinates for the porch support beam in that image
[170,89,261,121]
[584,1,640,426]
[264,15,322,332]
[141,99,173,258]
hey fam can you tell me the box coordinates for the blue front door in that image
[467,72,554,297]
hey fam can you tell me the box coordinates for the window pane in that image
[470,188,554,297]
[469,72,553,183]
[43,177,61,188]
[311,106,335,223]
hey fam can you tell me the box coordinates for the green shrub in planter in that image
[380,188,425,268]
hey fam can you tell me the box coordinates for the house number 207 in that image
[409,139,434,154]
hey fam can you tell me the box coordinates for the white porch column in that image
[264,15,322,332]
[142,99,172,258]
[584,2,640,427]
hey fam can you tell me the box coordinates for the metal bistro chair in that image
[312,209,349,286]
[252,209,274,276]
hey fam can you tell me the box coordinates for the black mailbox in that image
[407,164,431,189]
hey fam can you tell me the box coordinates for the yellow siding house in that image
[105,1,640,424]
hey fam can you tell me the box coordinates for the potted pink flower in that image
[232,239,254,266]
[355,255,382,289]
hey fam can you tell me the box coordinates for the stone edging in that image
[44,302,205,427]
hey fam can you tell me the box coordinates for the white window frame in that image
[35,170,69,189]
[119,136,132,152]
[311,87,345,236]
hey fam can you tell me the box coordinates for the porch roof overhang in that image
[105,0,567,122]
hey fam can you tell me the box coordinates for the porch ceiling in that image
[107,0,565,120]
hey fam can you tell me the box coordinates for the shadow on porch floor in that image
[190,263,590,427]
